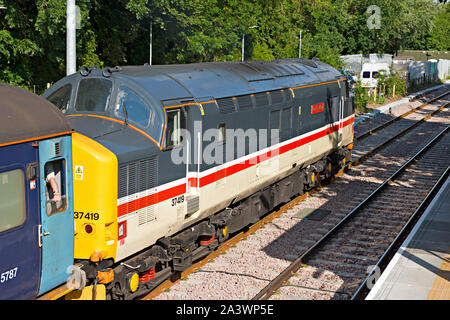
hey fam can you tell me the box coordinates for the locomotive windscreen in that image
[75,78,112,112]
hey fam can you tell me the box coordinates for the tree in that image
[0,0,446,92]
[427,2,450,50]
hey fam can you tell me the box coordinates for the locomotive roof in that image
[0,83,71,146]
[114,59,341,102]
[68,59,342,105]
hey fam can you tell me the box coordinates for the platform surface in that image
[366,174,450,300]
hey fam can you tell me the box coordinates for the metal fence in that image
[437,59,450,80]
[341,53,448,89]
[340,54,393,73]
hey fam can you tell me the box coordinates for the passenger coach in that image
[0,84,74,299]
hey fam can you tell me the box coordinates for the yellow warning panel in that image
[65,285,106,300]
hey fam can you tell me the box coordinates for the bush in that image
[376,68,406,98]
[352,80,368,112]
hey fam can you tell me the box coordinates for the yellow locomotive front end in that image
[71,132,118,264]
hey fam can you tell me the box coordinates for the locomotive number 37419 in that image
[74,211,99,220]
[171,195,185,206]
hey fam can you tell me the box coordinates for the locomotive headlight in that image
[127,272,139,293]
[85,224,93,234]
[81,223,94,235]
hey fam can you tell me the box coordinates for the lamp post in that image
[149,21,153,65]
[298,29,309,59]
[298,30,303,58]
[149,20,173,65]
[242,25,259,62]
[66,0,76,76]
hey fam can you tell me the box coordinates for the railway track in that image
[355,91,449,141]
[352,91,449,165]
[144,88,449,301]
[354,86,448,136]
[254,125,450,300]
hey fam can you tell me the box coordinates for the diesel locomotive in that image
[43,58,355,300]
[0,84,74,299]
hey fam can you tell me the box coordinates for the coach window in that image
[115,87,151,128]
[164,108,185,149]
[75,78,112,112]
[44,160,67,216]
[0,169,26,233]
[47,84,72,113]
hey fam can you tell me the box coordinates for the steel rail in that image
[252,125,449,300]
[351,162,450,300]
[352,101,449,166]
[355,90,449,140]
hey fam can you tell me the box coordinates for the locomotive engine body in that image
[44,59,354,299]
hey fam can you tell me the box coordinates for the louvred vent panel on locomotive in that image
[118,156,158,224]
[270,90,284,105]
[254,92,269,107]
[236,95,253,110]
[217,97,236,114]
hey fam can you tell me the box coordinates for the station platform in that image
[366,174,450,300]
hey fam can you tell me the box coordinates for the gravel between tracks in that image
[153,93,450,301]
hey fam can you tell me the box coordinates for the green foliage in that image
[386,71,407,97]
[352,81,369,112]
[0,0,447,93]
[427,3,450,50]
[251,42,275,61]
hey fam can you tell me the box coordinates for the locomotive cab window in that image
[75,78,112,112]
[47,84,72,114]
[164,108,185,150]
[115,87,151,127]
[0,169,26,233]
[44,160,67,216]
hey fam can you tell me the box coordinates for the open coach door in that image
[37,136,74,295]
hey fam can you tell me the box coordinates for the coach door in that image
[37,136,74,295]
[0,142,41,299]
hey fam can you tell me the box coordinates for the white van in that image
[360,62,389,88]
